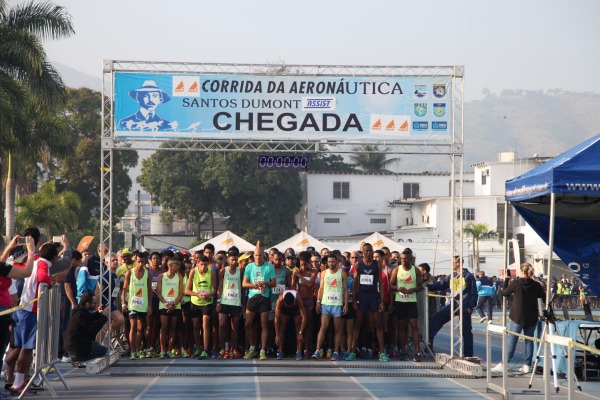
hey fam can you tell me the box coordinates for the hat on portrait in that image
[128,80,171,103]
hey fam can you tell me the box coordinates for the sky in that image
[37,0,600,101]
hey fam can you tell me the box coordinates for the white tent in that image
[189,231,254,253]
[343,232,404,253]
[272,231,328,253]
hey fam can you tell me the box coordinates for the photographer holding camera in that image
[492,262,545,374]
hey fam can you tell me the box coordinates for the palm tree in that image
[463,222,501,273]
[0,0,74,236]
[349,145,400,173]
[16,180,80,237]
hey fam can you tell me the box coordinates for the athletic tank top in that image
[191,267,212,306]
[395,266,417,302]
[358,261,379,295]
[149,267,161,298]
[160,273,181,310]
[221,268,241,307]
[321,268,343,306]
[271,267,287,302]
[182,274,190,304]
[128,269,149,312]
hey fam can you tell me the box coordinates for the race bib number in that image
[111,286,120,298]
[166,296,175,305]
[131,296,145,307]
[398,293,411,301]
[225,289,239,300]
[151,282,158,291]
[326,292,340,303]
[360,274,374,285]
[272,285,285,295]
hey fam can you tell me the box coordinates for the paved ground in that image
[9,321,598,400]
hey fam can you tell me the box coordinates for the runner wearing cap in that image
[156,259,183,358]
[285,252,297,274]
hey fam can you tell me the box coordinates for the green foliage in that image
[309,153,357,173]
[349,145,399,173]
[54,88,138,234]
[16,180,80,237]
[138,152,302,245]
[463,222,501,273]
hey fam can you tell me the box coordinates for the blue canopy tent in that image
[505,134,600,302]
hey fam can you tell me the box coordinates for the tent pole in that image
[543,192,556,400]
[503,202,508,327]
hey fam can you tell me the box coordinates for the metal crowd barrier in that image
[21,283,69,399]
[484,322,600,399]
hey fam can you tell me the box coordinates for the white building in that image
[305,171,465,238]
[305,152,558,276]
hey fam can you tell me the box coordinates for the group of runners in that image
[108,241,428,362]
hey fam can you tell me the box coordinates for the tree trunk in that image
[474,239,480,273]
[5,152,15,237]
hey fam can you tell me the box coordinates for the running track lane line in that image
[339,366,379,399]
[134,359,174,400]
[253,360,262,400]
[446,377,495,400]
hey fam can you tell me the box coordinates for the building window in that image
[481,174,487,185]
[333,182,350,199]
[479,257,486,264]
[324,218,340,224]
[456,208,476,221]
[403,183,420,199]
[370,218,386,224]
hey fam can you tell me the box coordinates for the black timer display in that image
[257,155,309,170]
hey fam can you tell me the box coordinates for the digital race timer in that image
[257,155,309,170]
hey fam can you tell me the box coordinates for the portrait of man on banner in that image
[118,80,175,132]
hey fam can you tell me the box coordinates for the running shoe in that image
[311,350,321,360]
[138,352,144,359]
[400,353,409,361]
[224,349,231,359]
[182,350,190,358]
[277,351,283,360]
[211,349,218,359]
[8,384,32,396]
[243,349,257,360]
[198,351,208,360]
[331,352,339,361]
[259,350,267,361]
[122,349,131,358]
[326,349,332,359]
[130,352,137,360]
[392,350,399,359]
[218,350,226,359]
[303,350,310,359]
[412,352,422,362]
[144,349,153,358]
[366,349,373,359]
[339,351,347,360]
[232,349,242,359]
[379,352,390,362]
[193,349,201,358]
[168,350,177,358]
[159,352,166,359]
[296,351,304,361]
[345,352,356,361]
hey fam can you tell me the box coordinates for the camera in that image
[52,236,62,244]
[17,237,27,246]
